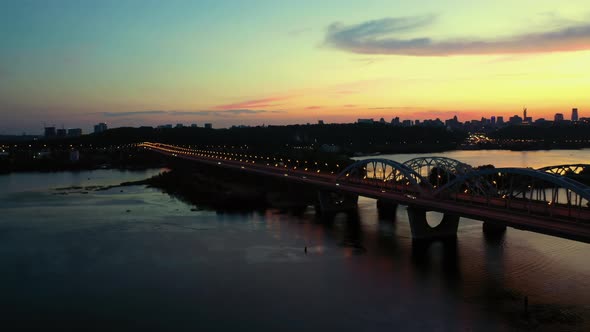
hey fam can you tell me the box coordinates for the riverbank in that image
[55,165,318,211]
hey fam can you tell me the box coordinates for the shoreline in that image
[0,147,590,175]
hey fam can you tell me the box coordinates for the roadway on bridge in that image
[140,142,590,243]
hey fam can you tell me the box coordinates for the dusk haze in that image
[1,0,590,134]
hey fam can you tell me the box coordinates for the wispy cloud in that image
[100,109,284,118]
[215,96,292,110]
[351,57,389,66]
[102,110,167,117]
[305,106,322,110]
[325,15,590,56]
[171,109,285,116]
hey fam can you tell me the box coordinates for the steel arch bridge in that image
[141,142,590,242]
[434,167,590,220]
[337,158,431,195]
[538,164,590,176]
[403,157,473,187]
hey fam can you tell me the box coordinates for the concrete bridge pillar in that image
[315,190,358,214]
[482,221,507,235]
[376,199,398,217]
[406,207,460,240]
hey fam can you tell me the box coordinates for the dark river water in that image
[1,150,589,331]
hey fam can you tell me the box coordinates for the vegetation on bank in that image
[0,148,166,174]
[3,124,467,154]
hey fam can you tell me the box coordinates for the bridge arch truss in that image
[337,158,431,195]
[434,167,590,221]
[403,157,473,188]
[538,164,590,176]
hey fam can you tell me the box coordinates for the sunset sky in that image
[1,0,589,134]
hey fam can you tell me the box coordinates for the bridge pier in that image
[315,190,358,215]
[376,199,398,218]
[407,207,460,240]
[482,221,507,235]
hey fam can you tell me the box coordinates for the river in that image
[0,150,589,331]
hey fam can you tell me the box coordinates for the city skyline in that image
[27,106,583,139]
[2,0,590,134]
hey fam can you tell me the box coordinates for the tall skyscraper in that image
[572,108,579,122]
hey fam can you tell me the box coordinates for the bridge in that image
[139,142,590,243]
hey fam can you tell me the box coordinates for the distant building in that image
[204,123,213,129]
[534,118,548,125]
[521,108,533,124]
[94,123,108,134]
[572,108,579,122]
[496,116,504,125]
[391,117,400,126]
[421,119,443,127]
[357,118,374,124]
[490,116,496,125]
[157,124,173,129]
[508,115,523,125]
[44,127,56,138]
[379,117,386,124]
[318,120,324,125]
[175,123,183,128]
[445,115,460,129]
[191,123,198,128]
[554,113,564,122]
[401,119,413,127]
[68,128,82,137]
[56,128,67,137]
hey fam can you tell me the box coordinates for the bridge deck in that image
[141,143,590,243]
